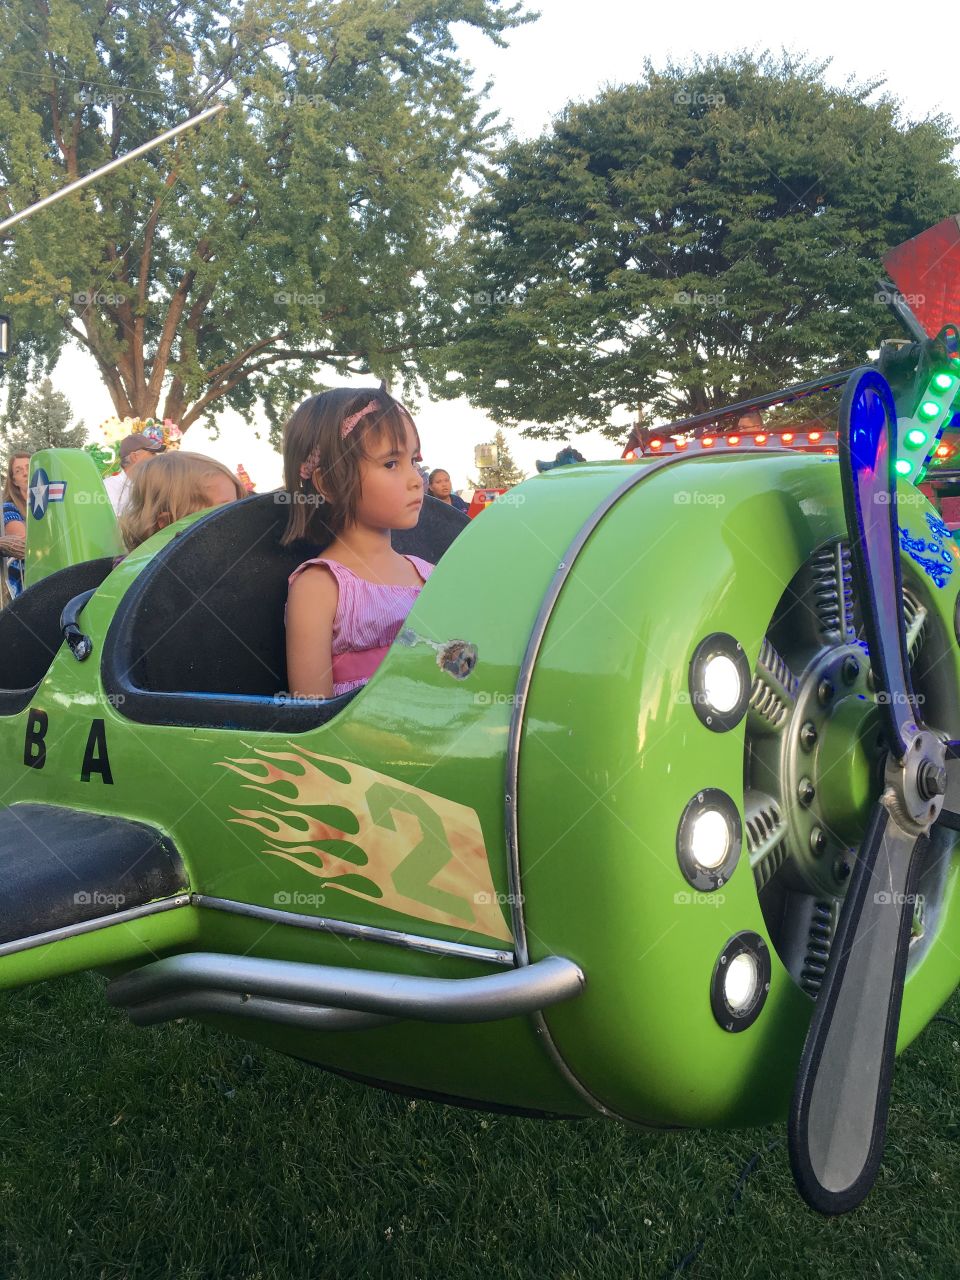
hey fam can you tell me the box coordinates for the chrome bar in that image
[125,989,394,1032]
[0,894,191,958]
[107,951,584,1024]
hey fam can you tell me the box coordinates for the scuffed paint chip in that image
[396,628,478,679]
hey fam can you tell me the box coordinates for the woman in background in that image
[427,468,468,513]
[2,453,30,598]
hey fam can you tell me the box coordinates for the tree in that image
[0,0,529,435]
[470,427,525,488]
[2,378,87,461]
[424,53,960,438]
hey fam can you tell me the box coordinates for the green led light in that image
[905,428,928,448]
[918,401,940,419]
[895,458,912,475]
[933,372,956,391]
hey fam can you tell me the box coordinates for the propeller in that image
[788,367,955,1214]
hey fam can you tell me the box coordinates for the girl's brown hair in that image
[280,388,419,547]
[119,451,244,550]
[2,452,30,519]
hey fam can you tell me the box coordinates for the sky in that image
[47,0,960,492]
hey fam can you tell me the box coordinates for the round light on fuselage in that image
[676,789,742,890]
[688,633,752,732]
[710,933,771,1032]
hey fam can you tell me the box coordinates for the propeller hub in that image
[815,694,884,841]
[769,640,887,897]
[884,728,948,833]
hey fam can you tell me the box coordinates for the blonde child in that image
[119,451,244,550]
[282,389,432,699]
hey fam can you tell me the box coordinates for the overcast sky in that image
[50,0,959,490]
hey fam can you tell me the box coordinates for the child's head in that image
[120,451,244,550]
[281,388,421,546]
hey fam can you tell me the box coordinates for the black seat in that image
[0,558,116,716]
[0,803,187,945]
[102,492,467,731]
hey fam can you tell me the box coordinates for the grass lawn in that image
[0,974,957,1280]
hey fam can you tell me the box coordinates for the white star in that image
[30,475,47,511]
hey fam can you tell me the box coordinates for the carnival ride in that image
[3,219,960,1217]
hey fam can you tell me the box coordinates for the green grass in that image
[0,975,958,1280]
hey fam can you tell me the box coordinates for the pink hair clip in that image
[340,398,380,439]
[298,398,382,480]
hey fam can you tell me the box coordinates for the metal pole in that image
[0,103,226,235]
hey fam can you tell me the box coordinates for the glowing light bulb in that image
[690,810,730,870]
[702,653,741,713]
[724,952,760,1013]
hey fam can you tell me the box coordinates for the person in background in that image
[104,433,165,516]
[427,468,468,513]
[2,453,30,599]
[119,451,244,551]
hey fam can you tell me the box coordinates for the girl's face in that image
[11,457,28,499]
[429,471,452,499]
[355,418,424,532]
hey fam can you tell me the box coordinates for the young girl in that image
[283,388,432,699]
[119,451,244,550]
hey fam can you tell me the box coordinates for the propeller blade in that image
[789,367,945,1214]
[838,368,918,757]
[789,803,925,1213]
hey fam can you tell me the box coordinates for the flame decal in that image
[218,743,511,942]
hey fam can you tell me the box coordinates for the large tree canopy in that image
[423,53,960,438]
[0,0,528,432]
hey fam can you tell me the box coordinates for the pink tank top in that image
[287,554,434,695]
